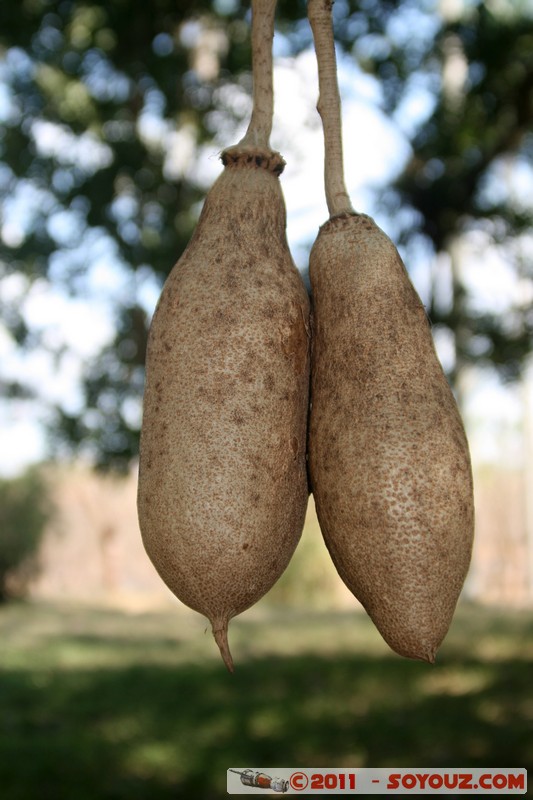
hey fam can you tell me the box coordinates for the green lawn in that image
[0,600,531,799]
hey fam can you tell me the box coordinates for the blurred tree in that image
[391,1,533,388]
[0,467,53,601]
[0,0,531,470]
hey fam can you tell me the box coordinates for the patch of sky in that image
[152,33,174,57]
[272,31,292,59]
[46,208,85,249]
[477,153,533,216]
[386,0,441,49]
[31,119,113,172]
[180,19,202,49]
[82,49,131,103]
[393,72,438,139]
[51,167,77,195]
[5,47,34,78]
[33,16,64,55]
[110,193,139,224]
[1,180,56,249]
[213,0,239,15]
[0,164,14,192]
[0,81,17,124]
[460,229,533,317]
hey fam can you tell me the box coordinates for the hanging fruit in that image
[137,0,310,671]
[307,0,474,662]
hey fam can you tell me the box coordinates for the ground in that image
[0,600,531,799]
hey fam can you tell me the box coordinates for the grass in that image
[0,599,531,799]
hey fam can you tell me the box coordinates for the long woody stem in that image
[238,0,277,149]
[308,0,354,216]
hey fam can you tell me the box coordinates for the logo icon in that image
[229,769,289,793]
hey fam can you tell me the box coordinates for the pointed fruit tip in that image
[212,620,234,673]
[388,638,438,665]
[415,643,438,665]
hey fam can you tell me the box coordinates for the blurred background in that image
[0,0,532,797]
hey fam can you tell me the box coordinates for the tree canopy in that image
[0,0,532,470]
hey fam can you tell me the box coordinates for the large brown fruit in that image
[309,212,474,662]
[137,147,310,670]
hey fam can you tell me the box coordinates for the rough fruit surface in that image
[137,151,310,669]
[309,212,474,662]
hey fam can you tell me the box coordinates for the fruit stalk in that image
[308,0,354,217]
[238,0,277,149]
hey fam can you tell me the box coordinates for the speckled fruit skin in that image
[137,148,310,666]
[309,212,474,662]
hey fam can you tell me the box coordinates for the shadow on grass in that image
[1,646,531,800]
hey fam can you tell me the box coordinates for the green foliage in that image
[391,3,533,380]
[267,501,343,609]
[0,601,531,798]
[0,0,532,469]
[0,468,53,600]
